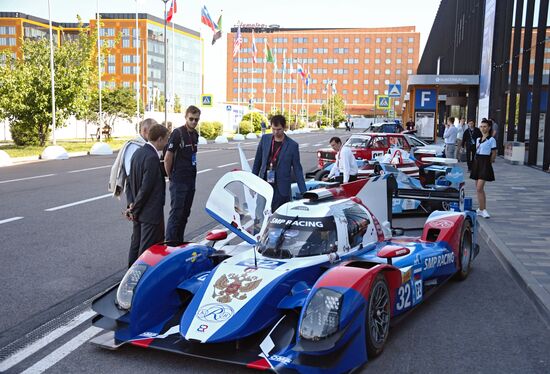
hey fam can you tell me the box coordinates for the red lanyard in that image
[270,136,284,166]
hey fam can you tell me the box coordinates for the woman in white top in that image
[324,136,359,183]
[470,119,497,218]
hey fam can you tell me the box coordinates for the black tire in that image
[456,219,473,281]
[314,169,329,181]
[366,273,390,358]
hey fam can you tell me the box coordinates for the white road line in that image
[0,174,56,185]
[197,150,218,154]
[247,157,254,161]
[299,143,310,147]
[0,309,95,372]
[0,216,24,225]
[45,194,112,212]
[20,326,102,374]
[197,168,212,174]
[217,162,237,168]
[313,143,323,146]
[67,165,111,173]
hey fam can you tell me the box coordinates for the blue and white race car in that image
[91,170,479,373]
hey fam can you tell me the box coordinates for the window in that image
[397,37,403,43]
[342,89,348,94]
[0,26,16,35]
[334,37,339,43]
[343,79,348,84]
[353,69,359,75]
[122,81,130,88]
[385,48,391,53]
[408,47,414,53]
[353,79,359,84]
[364,58,370,64]
[363,89,369,95]
[407,58,413,64]
[344,37,349,43]
[384,79,390,84]
[354,48,359,53]
[396,48,402,54]
[365,37,371,43]
[353,89,358,94]
[375,48,381,53]
[396,58,402,64]
[386,37,392,43]
[385,58,391,64]
[408,37,414,42]
[365,48,370,53]
[323,37,329,43]
[385,69,391,74]
[122,39,130,48]
[374,89,379,95]
[99,28,115,37]
[407,69,413,74]
[374,79,380,84]
[363,79,369,84]
[107,55,115,64]
[343,205,371,248]
[108,65,115,74]
[354,37,360,43]
[375,37,381,43]
[375,58,380,64]
[314,38,318,43]
[396,69,401,74]
[364,69,369,74]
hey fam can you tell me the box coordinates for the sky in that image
[1,0,442,103]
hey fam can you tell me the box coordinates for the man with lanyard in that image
[252,114,307,211]
[164,105,200,244]
[323,136,358,183]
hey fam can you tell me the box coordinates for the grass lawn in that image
[0,137,132,158]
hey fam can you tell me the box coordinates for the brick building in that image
[226,25,420,117]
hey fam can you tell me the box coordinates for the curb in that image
[9,151,98,165]
[478,219,550,328]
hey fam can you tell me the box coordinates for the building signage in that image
[414,89,437,111]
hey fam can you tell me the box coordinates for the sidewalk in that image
[462,157,550,326]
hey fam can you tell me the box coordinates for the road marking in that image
[217,162,238,168]
[0,174,56,185]
[20,326,102,374]
[197,168,212,174]
[0,309,95,372]
[247,157,254,161]
[299,143,310,147]
[67,165,111,173]
[313,143,323,146]
[0,216,24,225]
[45,194,112,212]
[197,150,218,154]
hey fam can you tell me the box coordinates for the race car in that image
[91,170,479,373]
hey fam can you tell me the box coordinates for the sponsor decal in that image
[139,331,158,338]
[185,251,201,263]
[213,273,262,303]
[269,217,325,228]
[197,303,235,323]
[237,259,285,269]
[424,252,455,270]
[414,254,422,266]
[401,268,411,283]
[429,219,453,229]
[269,355,291,365]
[196,324,208,332]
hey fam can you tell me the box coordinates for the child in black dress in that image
[470,119,497,218]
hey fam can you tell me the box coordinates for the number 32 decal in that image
[396,283,412,310]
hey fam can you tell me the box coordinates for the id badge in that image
[191,152,197,166]
[267,169,275,184]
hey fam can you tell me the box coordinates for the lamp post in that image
[135,0,140,124]
[97,0,102,138]
[162,0,169,127]
[47,0,56,145]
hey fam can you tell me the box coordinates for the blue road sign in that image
[388,84,402,97]
[414,89,437,110]
[376,95,391,109]
[226,105,232,111]
[201,94,213,107]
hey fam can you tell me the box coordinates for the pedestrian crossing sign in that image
[388,84,402,97]
[201,94,213,107]
[376,95,391,109]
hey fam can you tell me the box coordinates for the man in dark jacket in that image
[252,114,306,211]
[461,119,482,172]
[125,124,169,267]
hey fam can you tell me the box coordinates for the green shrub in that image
[241,112,267,133]
[237,120,254,134]
[197,121,222,139]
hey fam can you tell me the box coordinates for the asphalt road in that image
[1,129,550,373]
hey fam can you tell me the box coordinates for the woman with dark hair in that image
[470,119,497,218]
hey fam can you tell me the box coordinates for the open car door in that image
[205,170,273,244]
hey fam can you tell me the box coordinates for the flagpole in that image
[294,68,298,127]
[262,53,266,115]
[287,56,292,120]
[162,0,168,126]
[172,19,175,114]
[97,0,102,136]
[250,56,254,132]
[135,1,140,123]
[281,50,285,115]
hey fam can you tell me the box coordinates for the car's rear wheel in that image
[456,219,473,281]
[314,169,329,181]
[366,274,390,357]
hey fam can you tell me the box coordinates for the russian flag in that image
[297,63,306,78]
[166,0,177,23]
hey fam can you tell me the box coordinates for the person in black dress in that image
[470,119,496,218]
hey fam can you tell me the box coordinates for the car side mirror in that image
[377,245,410,265]
[205,229,228,242]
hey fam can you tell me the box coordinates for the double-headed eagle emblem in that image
[212,272,262,303]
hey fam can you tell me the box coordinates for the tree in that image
[320,94,346,127]
[239,112,268,133]
[0,22,100,146]
[174,94,182,113]
[99,87,138,128]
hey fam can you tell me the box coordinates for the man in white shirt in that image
[455,117,466,160]
[443,117,458,159]
[324,137,358,183]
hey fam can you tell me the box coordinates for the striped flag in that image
[166,0,177,22]
[200,6,216,32]
[251,30,257,63]
[232,24,242,56]
[297,63,306,78]
[212,13,222,45]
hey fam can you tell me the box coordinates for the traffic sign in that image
[201,94,213,107]
[271,106,278,114]
[388,84,402,97]
[376,95,391,110]
[225,104,232,111]
[317,111,323,116]
[414,89,437,110]
[388,109,395,117]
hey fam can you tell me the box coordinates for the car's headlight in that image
[300,288,343,341]
[116,263,147,310]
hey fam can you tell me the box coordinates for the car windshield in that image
[257,214,338,258]
[345,135,371,148]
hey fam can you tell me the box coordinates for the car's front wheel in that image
[366,274,390,357]
[456,219,473,281]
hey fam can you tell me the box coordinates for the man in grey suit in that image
[125,124,169,266]
[252,114,307,211]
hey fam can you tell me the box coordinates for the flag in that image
[233,24,242,56]
[251,30,257,63]
[212,13,222,45]
[264,42,274,63]
[297,63,306,78]
[166,0,177,22]
[201,6,216,32]
[306,72,311,86]
[289,59,294,76]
